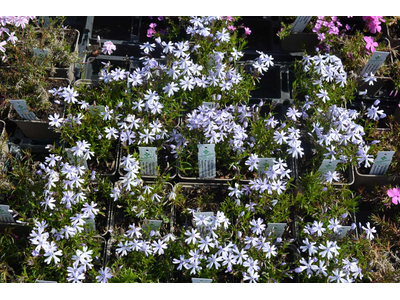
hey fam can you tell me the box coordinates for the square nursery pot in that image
[118,147,177,181]
[7,103,65,140]
[177,161,237,183]
[353,167,400,192]
[280,33,319,53]
[89,141,120,179]
[108,181,174,235]
[297,129,355,187]
[7,78,70,139]
[357,77,392,97]
[46,29,80,82]
[175,182,297,240]
[74,79,100,87]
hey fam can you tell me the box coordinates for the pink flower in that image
[149,23,157,29]
[364,36,378,53]
[228,25,236,31]
[363,16,385,34]
[147,28,156,38]
[387,188,400,205]
[101,41,116,55]
[244,27,251,35]
[317,32,326,41]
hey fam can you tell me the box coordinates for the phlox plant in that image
[330,31,385,77]
[293,52,356,110]
[168,208,295,283]
[295,173,359,220]
[108,221,179,283]
[163,182,297,283]
[48,84,122,174]
[292,52,387,179]
[1,16,80,112]
[17,144,116,282]
[295,214,374,283]
[111,175,174,228]
[127,16,268,110]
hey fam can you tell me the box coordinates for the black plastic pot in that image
[8,102,65,140]
[280,33,319,53]
[352,167,400,192]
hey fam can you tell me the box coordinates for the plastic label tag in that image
[192,278,212,283]
[142,220,162,232]
[193,212,214,229]
[369,151,395,175]
[317,159,340,180]
[0,205,15,223]
[35,280,57,283]
[202,102,214,109]
[84,217,96,233]
[291,16,313,33]
[198,144,216,178]
[139,147,157,176]
[359,51,390,76]
[266,223,286,238]
[9,100,39,120]
[66,148,88,169]
[336,226,352,240]
[88,105,105,116]
[257,158,275,177]
[33,48,49,58]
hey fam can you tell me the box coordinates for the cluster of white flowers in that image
[171,211,282,283]
[297,218,376,283]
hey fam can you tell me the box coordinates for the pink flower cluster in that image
[387,188,400,205]
[312,16,343,42]
[363,16,385,34]
[0,16,36,55]
[147,23,157,38]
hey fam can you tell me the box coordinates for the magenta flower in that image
[244,27,251,35]
[364,36,378,53]
[228,25,236,32]
[363,16,385,34]
[149,23,157,29]
[387,188,400,205]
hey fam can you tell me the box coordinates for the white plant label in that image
[0,205,14,223]
[192,278,212,283]
[317,159,340,180]
[142,220,162,232]
[369,151,395,175]
[198,144,216,178]
[359,51,390,76]
[202,102,214,109]
[266,223,286,238]
[84,217,96,233]
[291,16,313,33]
[66,148,88,169]
[336,226,352,240]
[257,158,275,177]
[88,105,105,116]
[193,212,214,229]
[36,280,57,283]
[33,48,49,58]
[139,147,157,176]
[9,100,39,120]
